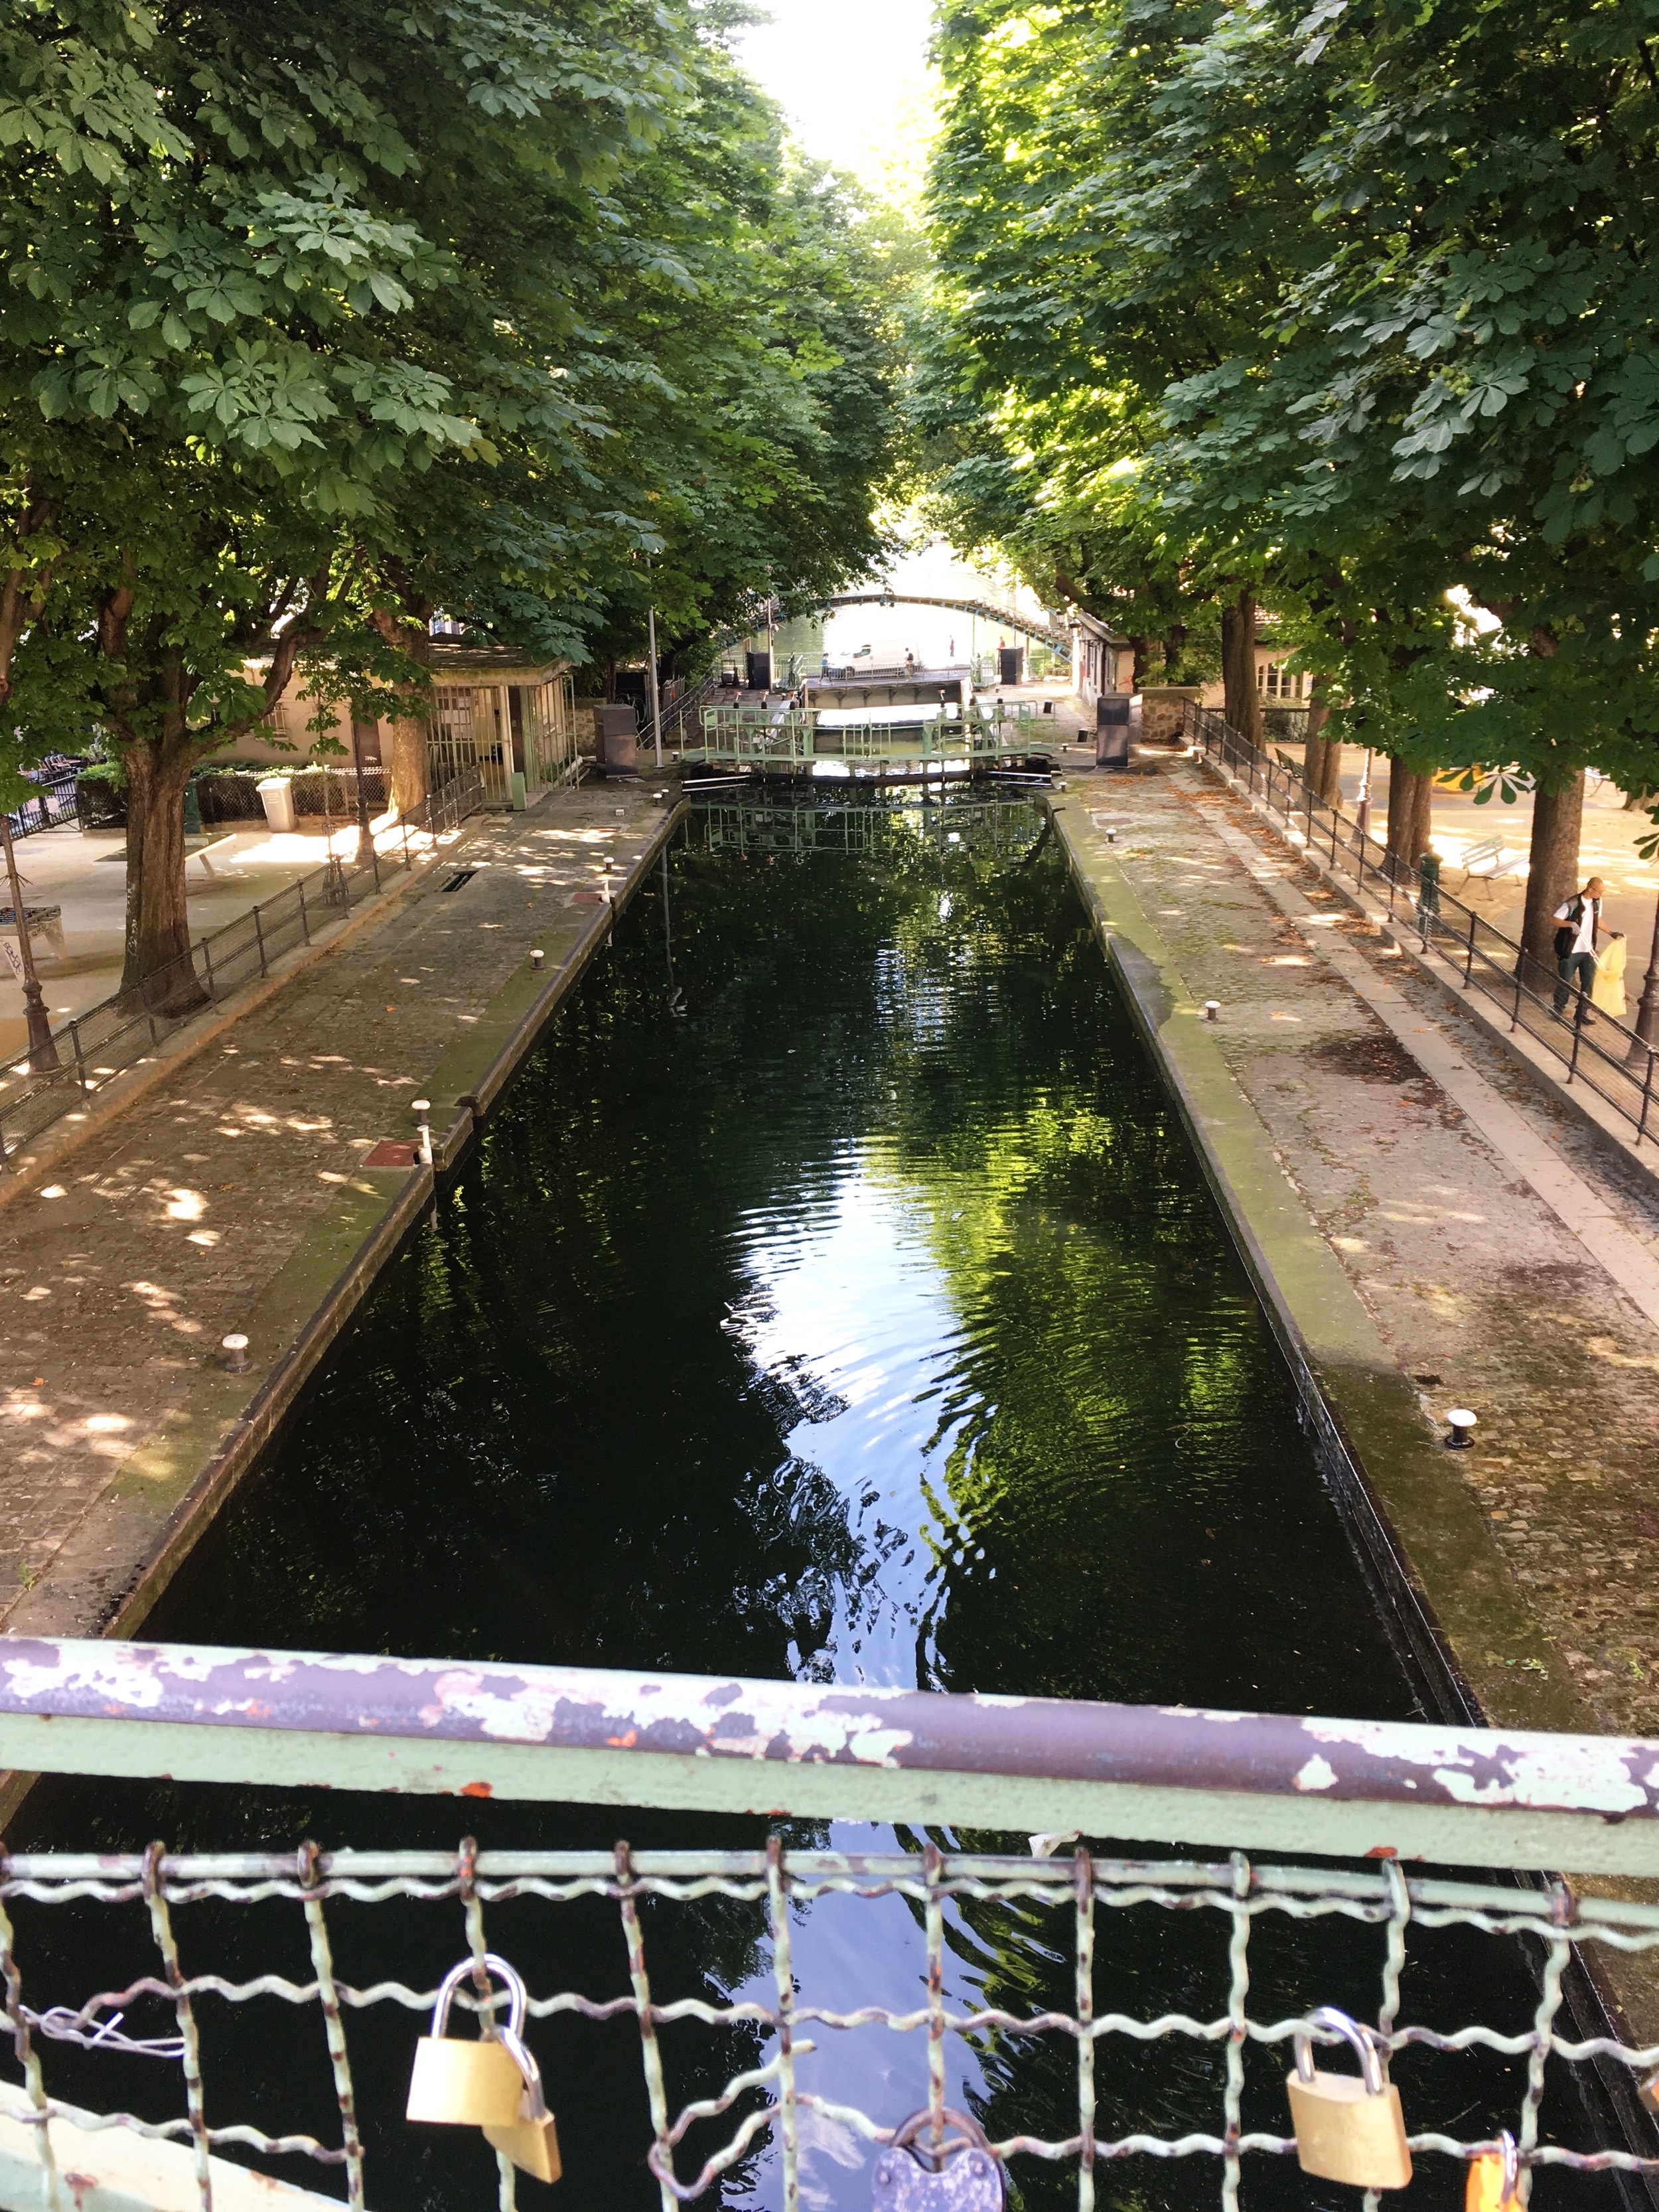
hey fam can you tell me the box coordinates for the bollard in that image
[1445,1408,1477,1450]
[221,1334,250,1374]
[410,1098,433,1168]
[1204,1001,1220,1023]
[530,949,545,972]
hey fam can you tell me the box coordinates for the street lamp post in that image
[647,605,664,771]
[0,808,58,1069]
[1632,896,1659,1053]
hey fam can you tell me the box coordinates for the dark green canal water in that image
[15,796,1572,2208]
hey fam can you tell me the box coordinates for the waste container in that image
[595,704,638,776]
[1096,694,1132,768]
[746,649,773,693]
[998,645,1024,687]
[256,776,297,832]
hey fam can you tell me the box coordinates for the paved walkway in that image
[1060,761,1659,1745]
[0,782,670,1641]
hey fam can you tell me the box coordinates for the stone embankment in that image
[1050,744,1659,2053]
[0,782,679,1649]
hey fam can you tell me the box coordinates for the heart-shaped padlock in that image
[871,2108,1005,2212]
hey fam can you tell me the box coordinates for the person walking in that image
[1553,876,1605,1015]
[1593,928,1628,1019]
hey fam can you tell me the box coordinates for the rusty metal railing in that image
[2,1641,1659,2208]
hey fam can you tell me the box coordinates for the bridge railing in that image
[0,1641,1657,2210]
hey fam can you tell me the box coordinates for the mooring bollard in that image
[1445,1408,1477,1450]
[411,1098,433,1167]
[530,949,545,972]
[222,1333,250,1374]
[1204,1001,1220,1023]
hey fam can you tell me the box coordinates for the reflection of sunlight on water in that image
[723,1862,992,2212]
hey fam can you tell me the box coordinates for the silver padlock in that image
[407,1953,533,2131]
[871,2108,1005,2212]
[1286,2005,1413,2190]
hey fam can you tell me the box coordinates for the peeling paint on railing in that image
[3,1640,1659,1873]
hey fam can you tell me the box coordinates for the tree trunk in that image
[1161,625,1188,685]
[120,737,205,1008]
[1303,676,1342,803]
[1384,758,1433,873]
[388,705,428,816]
[1520,772,1585,993]
[1220,591,1263,748]
[1129,635,1150,690]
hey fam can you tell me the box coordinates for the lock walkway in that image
[1054,755,1659,2037]
[0,780,678,1658]
[1054,761,1659,1745]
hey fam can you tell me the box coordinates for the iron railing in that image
[1184,700,1659,1146]
[3,774,79,844]
[0,1641,1656,2208]
[0,768,482,1167]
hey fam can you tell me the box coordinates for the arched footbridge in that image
[817,592,1070,650]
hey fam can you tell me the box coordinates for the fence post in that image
[1512,965,1524,1031]
[68,1020,88,1094]
[202,939,218,1005]
[298,879,311,945]
[253,905,267,978]
[338,859,352,916]
[1465,910,1477,987]
[1642,1053,1654,1145]
[1568,1009,1585,1082]
[370,841,381,893]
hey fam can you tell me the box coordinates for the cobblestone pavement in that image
[1086,759,1659,1740]
[0,783,667,1624]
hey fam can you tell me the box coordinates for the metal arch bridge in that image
[816,591,1069,649]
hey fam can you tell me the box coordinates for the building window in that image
[1260,662,1306,701]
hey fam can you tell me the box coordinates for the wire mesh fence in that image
[1183,703,1659,1146]
[1,1840,1657,2212]
[0,767,482,1166]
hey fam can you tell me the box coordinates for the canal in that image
[14,795,1563,2208]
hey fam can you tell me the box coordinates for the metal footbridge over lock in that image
[816,590,1071,651]
[682,695,1064,780]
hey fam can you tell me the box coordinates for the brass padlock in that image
[871,2108,1005,2211]
[1285,2005,1412,2190]
[407,1953,531,2130]
[1466,2130,1522,2212]
[484,2025,562,2183]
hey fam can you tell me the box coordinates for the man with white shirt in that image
[1553,875,1605,1015]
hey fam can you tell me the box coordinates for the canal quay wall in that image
[0,781,682,1679]
[1051,756,1659,2049]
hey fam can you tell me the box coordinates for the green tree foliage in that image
[1,0,897,989]
[922,0,1659,914]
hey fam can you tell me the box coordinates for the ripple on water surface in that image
[16,797,1563,2210]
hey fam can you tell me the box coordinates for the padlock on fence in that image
[1285,2005,1412,2190]
[871,2108,1005,2212]
[1466,2130,1522,2212]
[485,2026,562,2183]
[407,1953,536,2131]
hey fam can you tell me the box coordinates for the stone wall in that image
[1139,687,1202,745]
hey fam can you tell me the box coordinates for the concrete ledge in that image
[1046,797,1596,1738]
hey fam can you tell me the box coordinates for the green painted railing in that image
[0,1643,1656,2208]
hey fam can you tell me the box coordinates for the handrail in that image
[4,1638,1659,1874]
[0,767,482,1164]
[1184,700,1659,1148]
